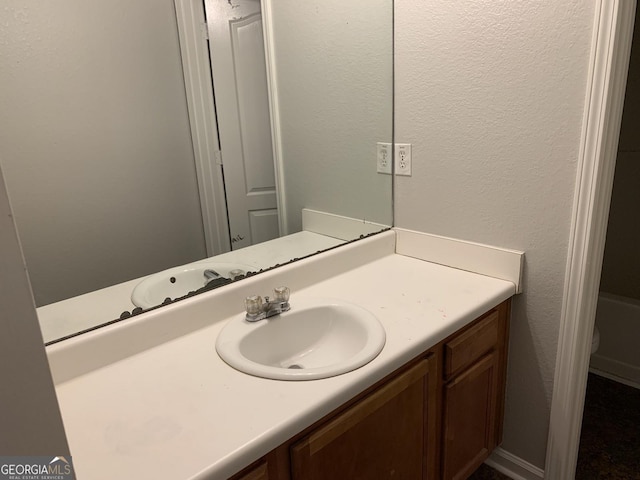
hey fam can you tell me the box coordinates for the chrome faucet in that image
[244,286,291,322]
[204,268,245,285]
[204,269,221,283]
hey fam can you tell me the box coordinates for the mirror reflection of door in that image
[204,0,280,250]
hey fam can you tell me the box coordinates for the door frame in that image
[545,1,636,478]
[261,0,288,236]
[174,0,231,256]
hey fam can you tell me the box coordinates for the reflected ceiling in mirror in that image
[0,0,393,344]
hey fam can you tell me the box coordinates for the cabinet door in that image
[230,460,269,480]
[290,357,436,480]
[441,352,499,480]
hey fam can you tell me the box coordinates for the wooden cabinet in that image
[440,305,510,480]
[442,352,499,480]
[230,460,270,480]
[291,357,437,480]
[228,300,510,480]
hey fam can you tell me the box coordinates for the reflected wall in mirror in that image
[0,0,393,344]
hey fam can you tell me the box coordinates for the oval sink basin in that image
[216,298,386,380]
[131,262,254,308]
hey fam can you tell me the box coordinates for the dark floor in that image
[468,373,640,480]
[467,463,511,479]
[576,373,640,479]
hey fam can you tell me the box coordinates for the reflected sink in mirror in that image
[131,262,255,309]
[216,298,386,380]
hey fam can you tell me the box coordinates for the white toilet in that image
[591,326,600,355]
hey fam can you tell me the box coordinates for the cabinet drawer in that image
[444,310,499,379]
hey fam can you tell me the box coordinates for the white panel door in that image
[204,0,279,250]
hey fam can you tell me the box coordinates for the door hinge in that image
[201,22,209,40]
[214,149,223,166]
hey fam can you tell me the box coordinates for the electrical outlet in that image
[377,142,392,174]
[395,143,412,176]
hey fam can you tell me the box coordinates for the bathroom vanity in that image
[46,231,519,480]
[230,300,510,480]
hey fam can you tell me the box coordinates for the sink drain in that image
[287,364,304,369]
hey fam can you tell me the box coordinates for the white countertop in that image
[50,233,515,479]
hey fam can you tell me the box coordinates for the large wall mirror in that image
[0,0,393,344]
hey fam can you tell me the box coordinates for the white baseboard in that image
[589,360,640,390]
[485,447,544,480]
[301,208,390,241]
[394,228,524,293]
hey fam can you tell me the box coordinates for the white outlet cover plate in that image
[395,143,412,176]
[377,142,392,174]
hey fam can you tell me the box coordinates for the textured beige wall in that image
[600,10,640,300]
[0,0,207,307]
[394,0,597,469]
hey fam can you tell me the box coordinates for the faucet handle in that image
[245,295,263,315]
[273,286,290,303]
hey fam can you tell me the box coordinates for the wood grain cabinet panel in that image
[230,460,270,480]
[441,352,499,480]
[290,358,436,480]
[444,310,499,379]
